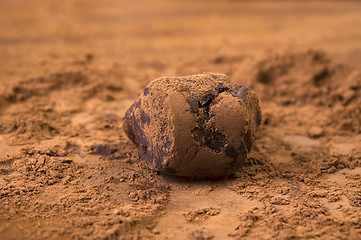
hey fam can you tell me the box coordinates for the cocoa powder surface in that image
[1,1,361,239]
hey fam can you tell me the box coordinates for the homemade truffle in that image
[124,73,261,179]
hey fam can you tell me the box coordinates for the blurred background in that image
[1,0,361,83]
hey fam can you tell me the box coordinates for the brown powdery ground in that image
[1,1,361,239]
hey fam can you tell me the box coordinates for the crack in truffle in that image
[189,86,230,153]
[188,85,254,154]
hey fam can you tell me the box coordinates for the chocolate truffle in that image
[123,73,261,179]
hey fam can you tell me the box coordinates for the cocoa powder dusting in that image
[1,1,361,239]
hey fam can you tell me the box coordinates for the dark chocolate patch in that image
[125,109,151,165]
[164,136,172,149]
[225,145,237,159]
[123,109,137,144]
[186,84,230,117]
[232,87,254,110]
[231,86,248,98]
[143,87,150,96]
[216,83,229,93]
[154,143,169,168]
[211,74,218,80]
[199,95,215,119]
[191,127,227,153]
[187,99,199,114]
[140,110,150,125]
[140,139,171,168]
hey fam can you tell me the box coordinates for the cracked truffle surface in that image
[123,73,261,179]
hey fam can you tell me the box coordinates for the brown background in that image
[1,1,361,239]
